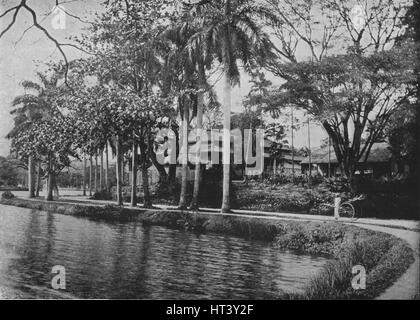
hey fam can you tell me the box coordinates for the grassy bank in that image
[0,197,415,299]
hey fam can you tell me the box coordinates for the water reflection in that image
[0,205,329,299]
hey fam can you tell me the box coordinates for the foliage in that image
[264,172,308,185]
[0,156,19,187]
[3,0,417,210]
[1,191,15,199]
[386,101,417,164]
[91,189,113,201]
[264,0,417,182]
[11,111,77,178]
[142,172,239,209]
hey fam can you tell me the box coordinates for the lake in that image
[0,204,329,299]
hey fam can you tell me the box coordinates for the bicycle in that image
[317,195,365,221]
[338,201,356,220]
[338,195,366,221]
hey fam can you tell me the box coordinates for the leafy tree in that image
[12,111,77,200]
[7,72,62,197]
[74,0,177,207]
[386,102,417,166]
[0,156,19,187]
[264,0,416,185]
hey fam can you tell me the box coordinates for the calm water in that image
[0,204,329,299]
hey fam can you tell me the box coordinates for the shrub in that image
[152,168,238,208]
[323,177,351,192]
[90,189,113,201]
[349,176,419,219]
[1,190,15,199]
[299,236,413,299]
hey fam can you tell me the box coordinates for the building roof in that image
[280,154,304,162]
[301,143,392,164]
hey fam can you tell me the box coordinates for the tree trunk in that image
[323,120,359,184]
[105,142,109,190]
[190,63,205,210]
[94,154,98,193]
[83,154,87,196]
[89,155,93,196]
[221,73,231,213]
[328,137,331,178]
[307,116,312,186]
[168,164,176,183]
[28,155,35,198]
[115,137,123,206]
[35,162,41,197]
[291,106,295,181]
[149,149,168,182]
[46,155,54,201]
[141,160,151,208]
[273,158,277,175]
[47,173,54,201]
[100,149,104,190]
[131,136,138,207]
[140,141,152,208]
[121,159,125,186]
[168,126,179,184]
[178,98,189,210]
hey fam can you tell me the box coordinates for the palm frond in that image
[36,72,50,88]
[11,94,40,108]
[20,80,42,92]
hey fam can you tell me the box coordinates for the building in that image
[300,142,407,178]
[263,140,303,175]
[150,130,303,182]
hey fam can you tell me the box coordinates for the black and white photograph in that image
[0,0,419,305]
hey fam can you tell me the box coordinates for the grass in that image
[0,196,415,299]
[290,230,414,299]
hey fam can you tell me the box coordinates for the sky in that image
[0,0,326,157]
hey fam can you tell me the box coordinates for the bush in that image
[153,173,238,208]
[353,175,417,195]
[1,191,15,199]
[262,172,324,186]
[349,176,419,219]
[323,177,351,192]
[90,189,113,201]
[298,235,413,299]
[153,180,179,203]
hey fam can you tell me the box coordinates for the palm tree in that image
[190,58,207,210]
[162,18,201,210]
[189,0,275,212]
[164,4,222,210]
[130,133,138,207]
[8,72,60,198]
[178,95,190,210]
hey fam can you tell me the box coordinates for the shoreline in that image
[0,197,416,299]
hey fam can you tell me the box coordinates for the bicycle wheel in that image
[339,202,355,219]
